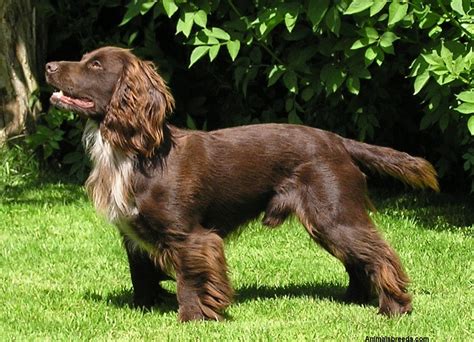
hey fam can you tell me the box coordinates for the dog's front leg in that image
[123,236,170,309]
[173,229,233,322]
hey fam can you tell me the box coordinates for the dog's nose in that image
[46,62,59,74]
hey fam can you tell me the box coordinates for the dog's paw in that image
[378,295,413,316]
[178,305,224,322]
[132,293,156,310]
[132,284,175,310]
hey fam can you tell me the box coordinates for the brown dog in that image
[45,46,438,321]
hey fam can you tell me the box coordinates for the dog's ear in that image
[101,55,174,157]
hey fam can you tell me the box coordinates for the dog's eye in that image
[89,60,102,70]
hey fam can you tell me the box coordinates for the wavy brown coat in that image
[45,47,439,322]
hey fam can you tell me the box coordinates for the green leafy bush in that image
[117,0,473,189]
[27,107,89,182]
[37,0,473,190]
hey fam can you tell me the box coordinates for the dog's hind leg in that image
[172,227,233,322]
[290,161,412,316]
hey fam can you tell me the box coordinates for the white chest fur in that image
[82,121,156,253]
[82,120,136,223]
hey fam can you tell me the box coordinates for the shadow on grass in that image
[0,181,87,206]
[235,282,360,305]
[83,288,179,314]
[369,189,474,232]
[84,281,372,313]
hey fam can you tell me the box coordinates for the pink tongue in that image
[54,91,94,108]
[66,96,94,108]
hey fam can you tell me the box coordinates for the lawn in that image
[0,181,472,341]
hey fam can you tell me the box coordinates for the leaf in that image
[307,0,329,28]
[375,47,384,66]
[364,46,378,65]
[362,27,379,40]
[451,0,466,16]
[288,110,303,124]
[380,44,394,55]
[234,66,246,88]
[301,87,315,101]
[140,0,156,15]
[255,8,285,37]
[186,114,197,129]
[440,43,453,61]
[408,55,426,77]
[321,64,346,93]
[250,47,262,63]
[350,38,373,50]
[388,1,408,27]
[455,102,474,114]
[194,10,207,28]
[189,46,209,67]
[325,6,341,36]
[379,31,399,48]
[128,31,139,46]
[226,40,240,61]
[283,70,298,93]
[414,71,430,95]
[379,32,399,55]
[346,76,360,95]
[292,46,318,66]
[176,11,195,38]
[468,116,474,135]
[420,112,435,130]
[207,27,231,40]
[267,65,286,86]
[422,53,444,67]
[370,0,387,16]
[191,34,208,46]
[209,44,220,62]
[419,12,440,29]
[351,65,371,79]
[439,112,450,132]
[285,10,298,33]
[162,0,178,18]
[453,55,468,75]
[120,1,141,26]
[344,0,374,15]
[457,90,474,104]
[428,25,442,38]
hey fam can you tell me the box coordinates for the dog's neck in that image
[134,123,174,174]
[82,120,136,223]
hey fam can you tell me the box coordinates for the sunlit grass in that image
[1,181,472,340]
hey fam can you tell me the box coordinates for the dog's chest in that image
[82,122,156,253]
[83,122,137,223]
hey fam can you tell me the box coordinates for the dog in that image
[45,46,438,321]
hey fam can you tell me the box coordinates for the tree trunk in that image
[0,0,45,144]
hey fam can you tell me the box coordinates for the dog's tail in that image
[342,138,439,191]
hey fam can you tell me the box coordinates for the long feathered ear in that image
[101,54,175,158]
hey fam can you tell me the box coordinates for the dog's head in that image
[45,46,174,157]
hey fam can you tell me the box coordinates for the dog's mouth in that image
[50,90,95,110]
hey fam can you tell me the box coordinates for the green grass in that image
[0,180,472,341]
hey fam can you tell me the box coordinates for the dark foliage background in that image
[33,0,474,192]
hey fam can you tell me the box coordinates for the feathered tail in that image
[342,138,439,191]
